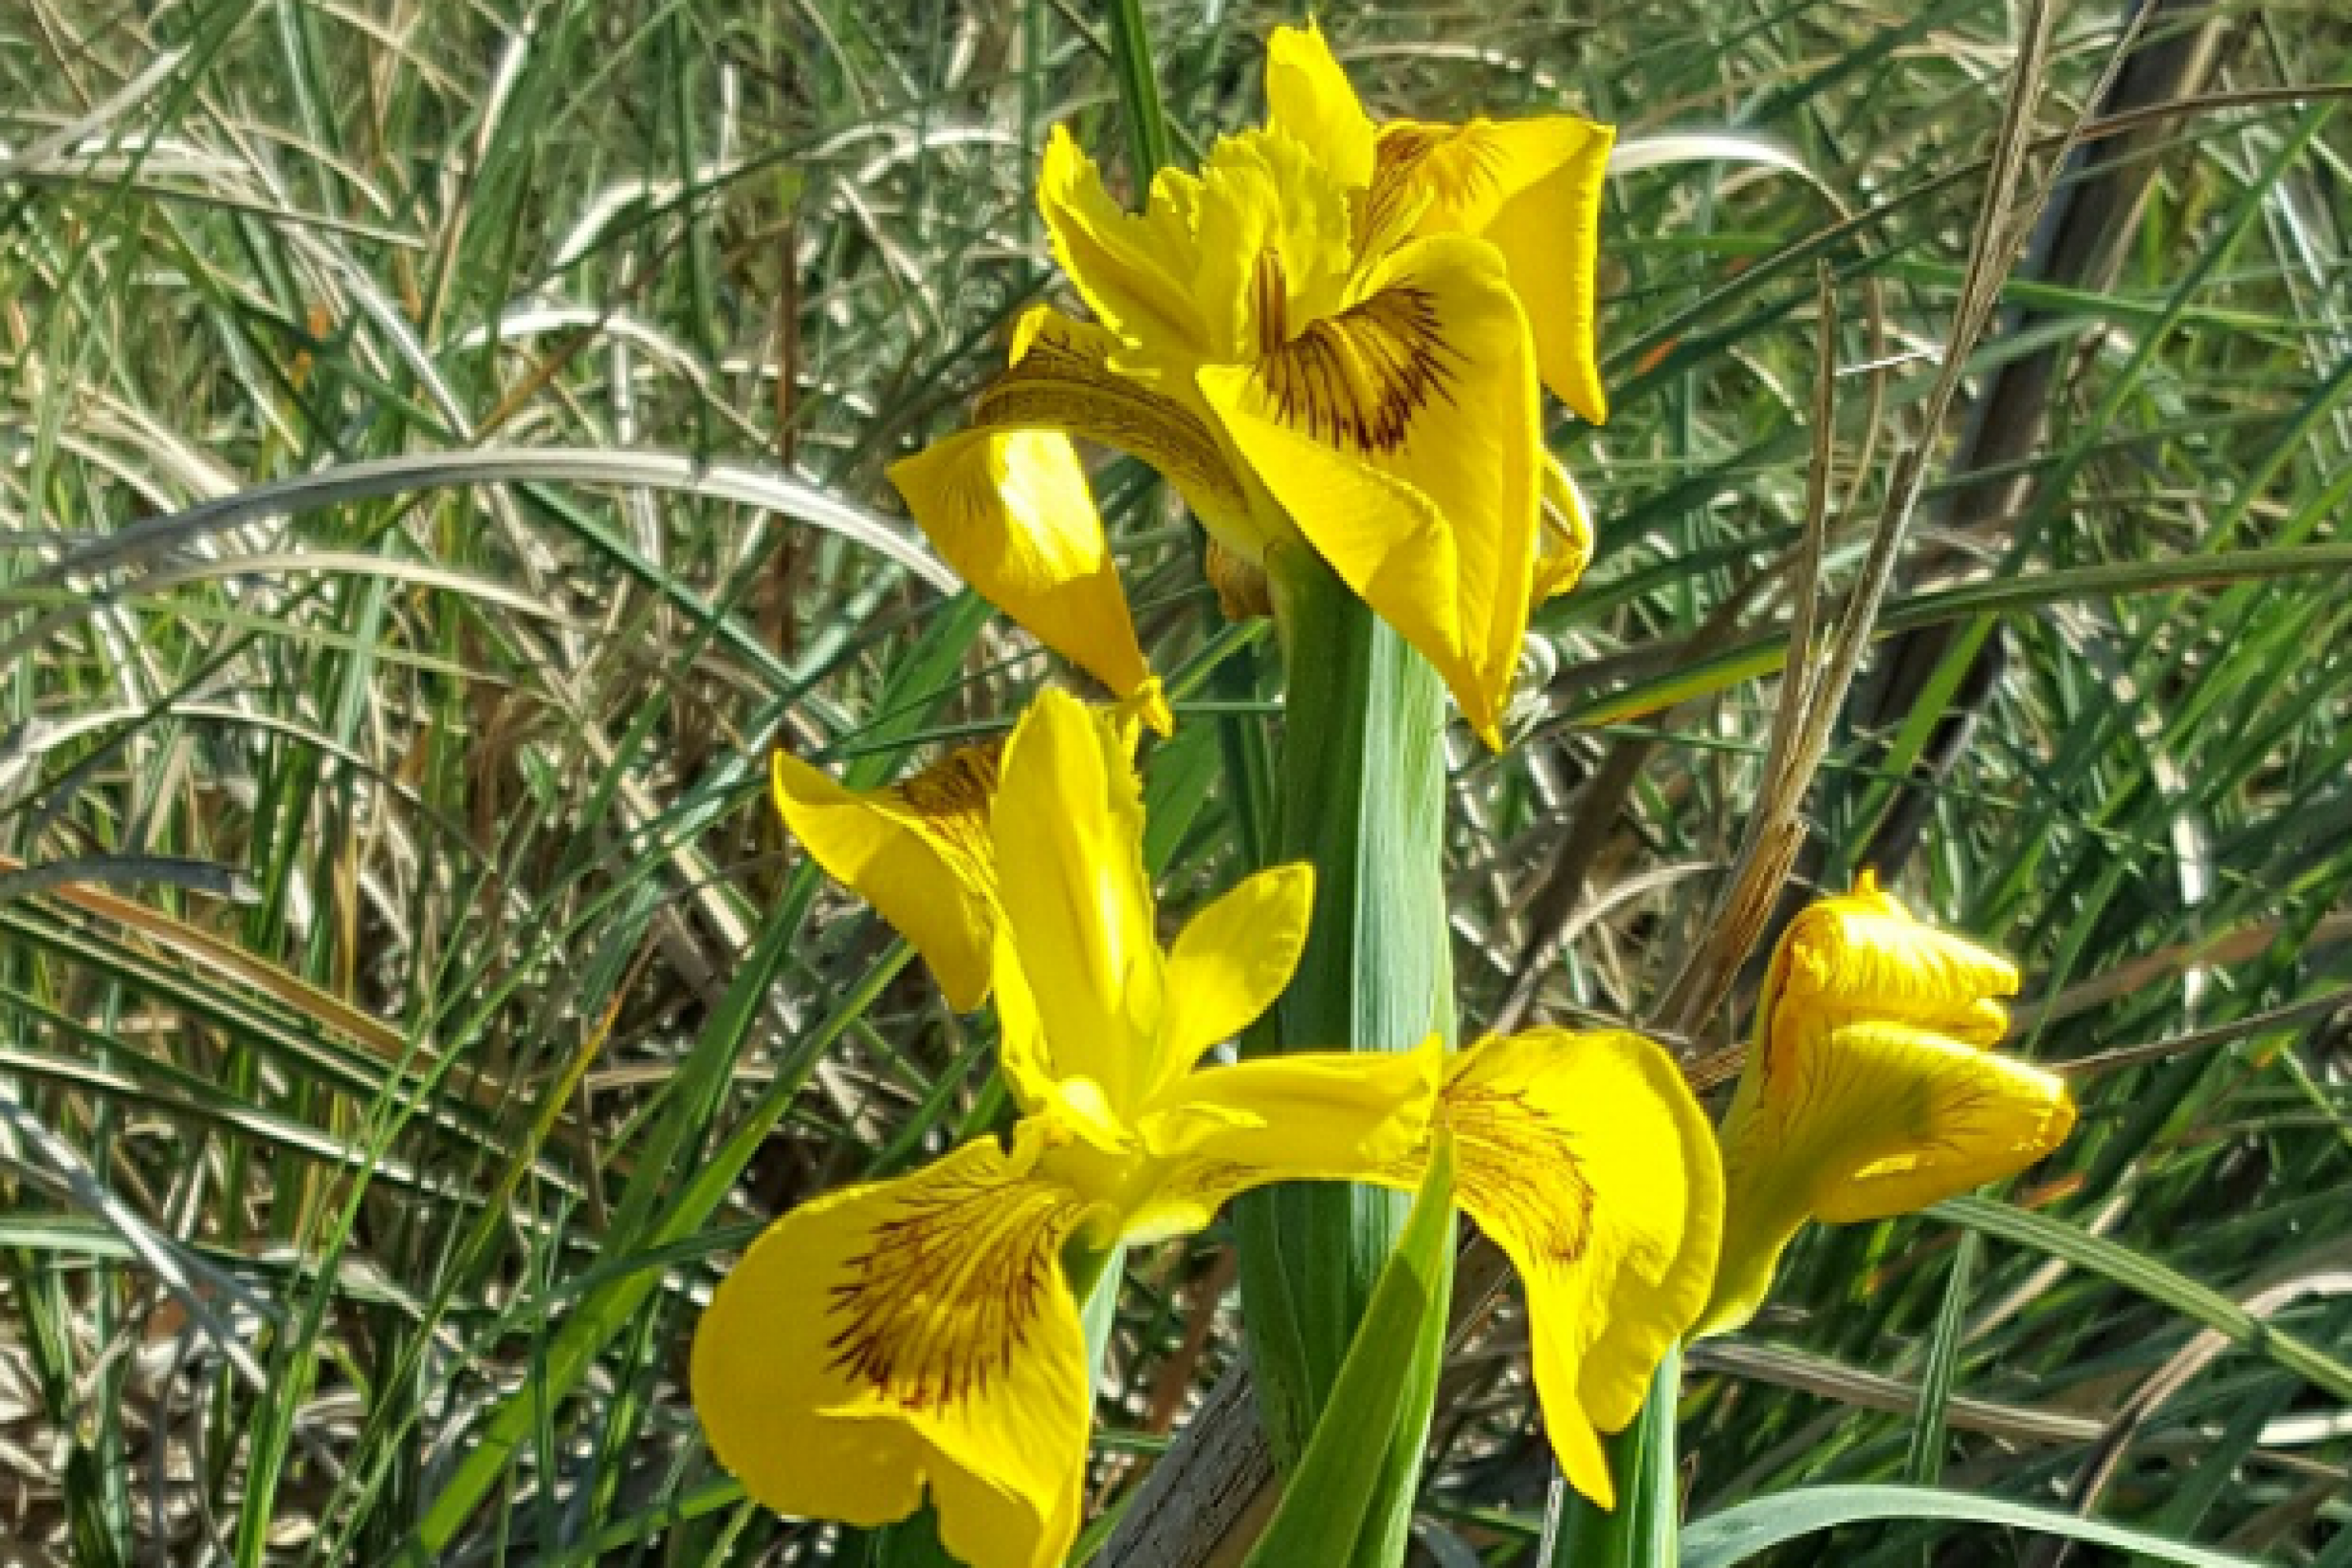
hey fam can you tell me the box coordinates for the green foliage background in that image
[1,1,2347,1563]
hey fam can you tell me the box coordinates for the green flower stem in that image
[1550,1348,1683,1568]
[1236,549,1457,1534]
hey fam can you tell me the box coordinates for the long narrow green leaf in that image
[1681,1486,2262,1568]
[1936,1195,2352,1401]
[1242,1136,1456,1568]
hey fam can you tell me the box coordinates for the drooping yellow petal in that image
[888,428,1167,733]
[1154,862,1315,1084]
[1374,116,1614,422]
[771,746,1000,1011]
[993,689,1165,1112]
[1037,125,1209,358]
[1436,1028,1722,1509]
[1534,456,1595,602]
[978,306,1263,553]
[691,1135,1095,1568]
[1199,232,1541,747]
[1122,1040,1443,1243]
[1698,876,2074,1337]
[1263,20,1377,191]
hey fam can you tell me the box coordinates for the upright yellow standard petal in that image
[691,1136,1095,1568]
[771,745,1000,1011]
[992,690,1164,1108]
[1435,1029,1722,1508]
[1198,232,1541,746]
[1700,877,2076,1337]
[888,428,1167,732]
[1038,126,1209,358]
[1375,116,1614,423]
[1263,20,1377,191]
[1154,862,1315,1083]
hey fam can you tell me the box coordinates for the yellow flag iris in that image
[696,691,1721,1566]
[890,23,1613,749]
[1698,873,2078,1337]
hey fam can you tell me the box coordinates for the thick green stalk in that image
[1548,1348,1682,1568]
[1236,553,1456,1510]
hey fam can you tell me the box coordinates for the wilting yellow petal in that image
[1038,125,1208,358]
[1374,116,1613,423]
[1756,870,2018,1079]
[993,689,1164,1112]
[1534,456,1595,602]
[1154,863,1315,1083]
[691,1135,1094,1568]
[1436,1028,1722,1508]
[888,428,1167,732]
[1199,232,1541,747]
[1699,877,2073,1337]
[1705,1018,2074,1334]
[1263,20,1377,191]
[1123,1040,1443,1243]
[1810,1025,2076,1221]
[771,746,1000,1011]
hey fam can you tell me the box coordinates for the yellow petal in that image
[1155,863,1315,1084]
[888,428,1164,730]
[1038,125,1208,358]
[979,306,1259,553]
[1123,1040,1443,1243]
[1534,456,1595,603]
[1755,870,2020,1084]
[989,931,1060,1115]
[1699,877,2070,1337]
[1704,1019,2075,1335]
[993,689,1164,1112]
[1436,1028,1722,1509]
[1264,20,1377,191]
[1191,128,1360,361]
[1811,1026,2076,1221]
[691,1136,1094,1568]
[1374,116,1614,422]
[1198,232,1541,747]
[771,746,1000,1011]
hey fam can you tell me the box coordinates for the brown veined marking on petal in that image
[1253,259,1465,459]
[975,322,1247,518]
[1365,122,1510,241]
[1160,1159,1253,1217]
[889,741,1004,899]
[826,1162,1080,1410]
[1445,1080,1593,1266]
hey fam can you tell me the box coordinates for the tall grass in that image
[1,2,2346,1564]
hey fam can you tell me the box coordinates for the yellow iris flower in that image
[1698,873,2078,1337]
[890,23,1613,748]
[696,691,1722,1568]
